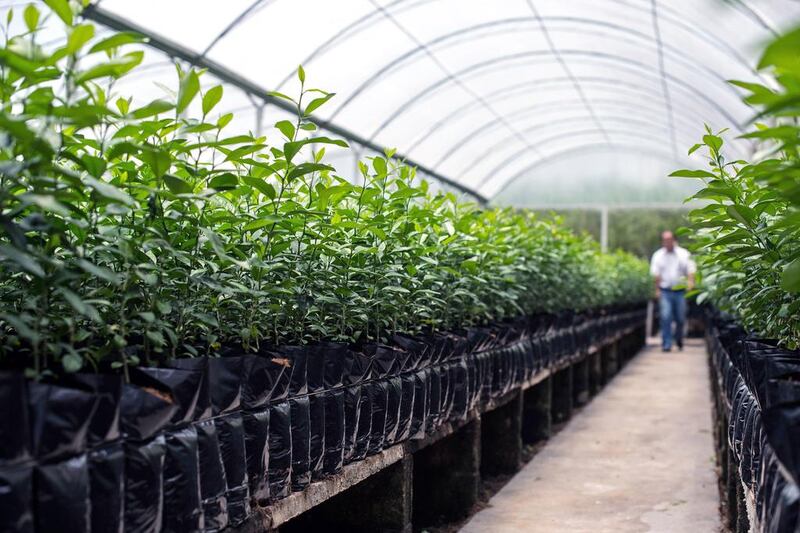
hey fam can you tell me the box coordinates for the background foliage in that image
[0,2,651,378]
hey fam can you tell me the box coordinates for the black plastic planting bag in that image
[343,349,371,386]
[283,346,309,396]
[267,401,291,501]
[365,344,399,379]
[242,408,270,504]
[68,374,122,448]
[133,367,202,426]
[0,462,33,533]
[124,435,166,533]
[323,389,345,476]
[384,376,402,446]
[451,360,469,421]
[0,373,31,463]
[354,384,372,461]
[410,369,428,440]
[28,381,96,461]
[216,412,250,526]
[243,355,290,407]
[763,405,800,486]
[119,382,178,442]
[368,380,388,455]
[209,356,244,415]
[342,385,361,465]
[396,374,415,443]
[88,442,124,533]
[35,454,90,533]
[309,394,326,480]
[163,425,203,533]
[427,367,441,431]
[195,418,229,531]
[289,396,311,490]
[167,357,212,420]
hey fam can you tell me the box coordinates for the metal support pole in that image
[600,205,609,252]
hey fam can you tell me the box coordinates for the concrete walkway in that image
[461,338,721,533]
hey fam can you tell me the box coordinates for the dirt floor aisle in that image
[460,338,721,533]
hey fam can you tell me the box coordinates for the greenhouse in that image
[0,0,799,531]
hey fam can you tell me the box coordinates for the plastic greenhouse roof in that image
[28,0,800,205]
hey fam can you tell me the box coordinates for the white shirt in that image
[650,245,696,289]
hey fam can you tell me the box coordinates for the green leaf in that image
[781,258,800,292]
[668,169,716,179]
[62,353,83,373]
[0,245,44,277]
[23,4,40,32]
[208,173,238,191]
[298,65,306,83]
[304,93,335,115]
[759,26,800,71]
[177,69,201,114]
[284,136,348,162]
[88,32,146,54]
[202,85,223,115]
[43,0,72,26]
[702,134,723,153]
[275,120,295,140]
[84,176,135,206]
[163,174,193,194]
[75,51,144,84]
[66,24,95,54]
[140,147,171,178]
[242,176,276,199]
[130,99,173,119]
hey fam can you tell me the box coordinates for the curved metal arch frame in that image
[365,50,747,145]
[487,142,692,201]
[470,127,691,193]
[446,109,748,184]
[424,82,749,172]
[268,0,767,92]
[326,15,751,123]
[403,74,738,156]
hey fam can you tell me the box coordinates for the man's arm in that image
[650,251,661,299]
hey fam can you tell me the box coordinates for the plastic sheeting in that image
[64,0,800,204]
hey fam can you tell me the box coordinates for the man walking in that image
[650,231,695,352]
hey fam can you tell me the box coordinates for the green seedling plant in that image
[0,1,651,379]
[671,28,800,348]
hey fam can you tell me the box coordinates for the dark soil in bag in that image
[35,453,90,533]
[242,408,270,504]
[368,380,388,455]
[0,373,30,464]
[322,389,345,476]
[216,412,250,526]
[88,442,124,533]
[342,385,361,465]
[267,401,291,501]
[384,376,402,446]
[124,434,166,533]
[0,462,33,533]
[289,396,311,491]
[195,418,229,531]
[309,393,326,480]
[163,425,203,533]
